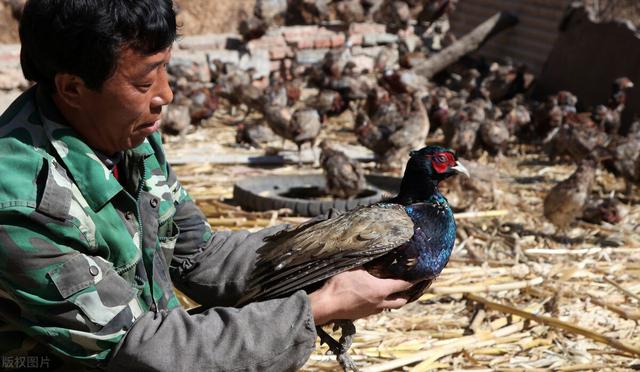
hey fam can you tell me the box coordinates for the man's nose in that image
[151,69,173,108]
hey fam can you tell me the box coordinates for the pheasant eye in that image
[436,155,447,163]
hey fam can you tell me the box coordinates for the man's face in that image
[76,47,173,154]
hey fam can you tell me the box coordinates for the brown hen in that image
[319,141,367,199]
[543,158,597,229]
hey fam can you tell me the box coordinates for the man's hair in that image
[19,0,178,91]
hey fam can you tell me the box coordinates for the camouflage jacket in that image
[0,86,316,371]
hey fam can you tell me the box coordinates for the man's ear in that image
[53,73,87,109]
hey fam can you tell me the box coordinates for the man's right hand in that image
[308,269,413,325]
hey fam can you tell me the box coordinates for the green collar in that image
[35,86,154,211]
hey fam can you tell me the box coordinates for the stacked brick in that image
[0,23,402,101]
[172,33,267,82]
[173,22,401,82]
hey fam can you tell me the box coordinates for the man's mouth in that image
[141,119,160,127]
[139,119,161,132]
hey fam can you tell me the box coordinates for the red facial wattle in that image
[430,152,456,174]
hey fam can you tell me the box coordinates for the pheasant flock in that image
[161,1,638,235]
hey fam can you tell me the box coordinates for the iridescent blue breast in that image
[368,195,456,282]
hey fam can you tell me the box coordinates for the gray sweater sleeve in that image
[107,290,317,372]
[168,197,288,307]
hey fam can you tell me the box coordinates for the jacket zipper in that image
[134,157,145,252]
[134,156,158,313]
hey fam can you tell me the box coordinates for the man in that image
[0,1,412,371]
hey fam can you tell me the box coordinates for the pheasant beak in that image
[451,161,470,177]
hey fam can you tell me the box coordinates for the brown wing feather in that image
[237,204,414,305]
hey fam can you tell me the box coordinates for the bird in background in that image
[319,140,367,199]
[262,104,323,166]
[237,145,469,371]
[544,157,597,230]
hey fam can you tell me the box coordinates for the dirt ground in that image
[173,0,255,36]
[0,0,255,44]
[165,110,640,371]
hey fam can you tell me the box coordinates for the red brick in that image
[313,37,332,49]
[283,26,320,40]
[349,23,386,35]
[247,35,286,51]
[284,33,303,44]
[261,35,287,46]
[269,46,293,60]
[294,38,315,50]
[304,26,324,36]
[331,34,346,48]
[283,29,301,38]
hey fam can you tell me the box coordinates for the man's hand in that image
[308,269,413,325]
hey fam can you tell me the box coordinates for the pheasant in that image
[235,122,276,149]
[603,134,640,194]
[601,77,634,135]
[479,106,511,155]
[319,140,367,199]
[238,146,469,371]
[356,92,430,170]
[262,104,322,165]
[543,158,597,229]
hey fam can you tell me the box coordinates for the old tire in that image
[232,174,401,217]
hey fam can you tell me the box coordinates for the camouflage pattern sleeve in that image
[0,206,318,372]
[0,208,143,368]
